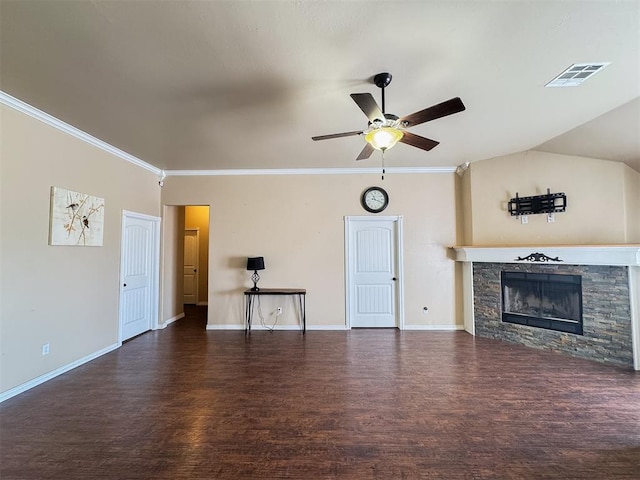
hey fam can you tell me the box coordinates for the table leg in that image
[298,293,306,334]
[245,294,254,334]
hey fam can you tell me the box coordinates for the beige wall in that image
[161,173,461,329]
[458,167,473,245]
[0,105,160,394]
[623,165,640,243]
[161,206,185,324]
[185,206,210,304]
[464,151,635,245]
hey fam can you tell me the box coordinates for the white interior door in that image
[120,211,160,341]
[346,217,403,328]
[183,229,199,305]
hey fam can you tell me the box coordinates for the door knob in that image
[392,277,397,281]
[194,269,197,272]
[123,283,127,287]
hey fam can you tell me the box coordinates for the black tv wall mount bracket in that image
[508,189,567,216]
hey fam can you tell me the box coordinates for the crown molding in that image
[0,91,163,177]
[0,91,457,177]
[164,166,456,176]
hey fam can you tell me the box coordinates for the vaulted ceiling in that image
[1,1,638,172]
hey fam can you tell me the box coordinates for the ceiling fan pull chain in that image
[381,150,385,180]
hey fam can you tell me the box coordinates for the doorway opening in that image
[184,206,209,306]
[161,205,210,327]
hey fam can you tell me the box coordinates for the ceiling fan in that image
[312,73,466,161]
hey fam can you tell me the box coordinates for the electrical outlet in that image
[42,343,50,356]
[277,307,283,315]
[521,215,528,224]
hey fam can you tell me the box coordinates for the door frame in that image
[118,210,161,344]
[344,215,405,330]
[183,228,200,305]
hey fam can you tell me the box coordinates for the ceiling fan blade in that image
[400,97,466,128]
[350,93,384,122]
[400,131,440,151]
[312,130,363,141]
[356,143,375,161]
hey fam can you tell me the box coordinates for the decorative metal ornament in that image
[515,252,563,263]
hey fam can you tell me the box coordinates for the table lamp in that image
[246,257,265,291]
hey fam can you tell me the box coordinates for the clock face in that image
[361,187,389,213]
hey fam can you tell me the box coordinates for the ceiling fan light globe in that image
[365,127,404,151]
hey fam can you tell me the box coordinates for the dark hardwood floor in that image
[1,306,639,479]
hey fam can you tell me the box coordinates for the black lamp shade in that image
[246,257,265,271]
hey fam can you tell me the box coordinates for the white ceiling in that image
[1,1,639,172]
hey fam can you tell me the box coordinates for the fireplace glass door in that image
[501,271,583,335]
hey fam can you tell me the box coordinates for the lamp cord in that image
[256,296,279,332]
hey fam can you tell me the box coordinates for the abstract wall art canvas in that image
[49,187,105,246]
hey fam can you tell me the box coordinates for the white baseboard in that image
[204,324,463,331]
[247,324,305,331]
[402,324,465,331]
[206,324,304,331]
[206,324,244,330]
[0,342,121,403]
[307,325,349,330]
[158,312,185,329]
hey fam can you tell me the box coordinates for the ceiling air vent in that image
[545,63,610,87]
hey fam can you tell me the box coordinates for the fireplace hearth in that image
[501,271,583,335]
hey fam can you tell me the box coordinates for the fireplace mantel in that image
[452,245,640,266]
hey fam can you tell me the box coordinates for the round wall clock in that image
[361,186,389,213]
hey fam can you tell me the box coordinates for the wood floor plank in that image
[1,306,639,479]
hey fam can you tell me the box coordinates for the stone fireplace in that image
[453,246,640,370]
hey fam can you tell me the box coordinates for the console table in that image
[244,288,306,334]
